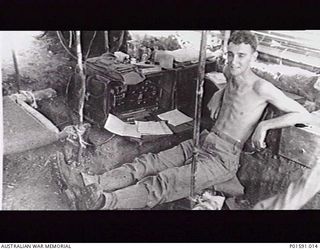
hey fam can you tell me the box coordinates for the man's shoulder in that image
[252,77,276,96]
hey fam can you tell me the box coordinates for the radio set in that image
[67,53,165,126]
[111,77,162,121]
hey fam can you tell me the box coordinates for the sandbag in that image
[252,62,319,103]
[3,96,59,155]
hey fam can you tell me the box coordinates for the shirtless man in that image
[57,30,312,210]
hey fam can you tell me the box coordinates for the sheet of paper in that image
[104,113,141,138]
[157,109,193,126]
[136,121,173,135]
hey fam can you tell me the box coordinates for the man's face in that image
[227,42,257,77]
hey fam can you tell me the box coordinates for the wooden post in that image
[11,49,21,92]
[223,31,231,56]
[75,31,86,125]
[104,31,109,53]
[75,31,87,164]
[190,31,207,207]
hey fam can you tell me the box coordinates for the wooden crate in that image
[279,126,320,168]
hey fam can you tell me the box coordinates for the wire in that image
[57,30,98,62]
[65,72,75,99]
[99,134,115,145]
[85,31,97,60]
[56,31,78,60]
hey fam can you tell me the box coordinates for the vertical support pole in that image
[75,31,86,125]
[117,31,125,52]
[10,32,21,93]
[223,31,231,56]
[190,31,207,207]
[104,31,109,53]
[75,31,86,164]
[11,49,21,92]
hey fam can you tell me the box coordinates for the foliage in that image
[138,35,181,51]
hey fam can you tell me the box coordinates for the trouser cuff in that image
[110,184,149,209]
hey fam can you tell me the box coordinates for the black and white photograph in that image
[1,30,320,213]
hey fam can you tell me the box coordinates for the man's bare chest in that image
[223,85,265,112]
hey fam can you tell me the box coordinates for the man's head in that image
[227,31,258,76]
[228,31,258,52]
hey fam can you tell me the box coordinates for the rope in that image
[75,125,90,149]
[63,125,89,148]
[19,90,38,108]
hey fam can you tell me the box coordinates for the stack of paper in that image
[157,109,193,126]
[104,114,141,138]
[136,121,173,135]
[104,114,173,138]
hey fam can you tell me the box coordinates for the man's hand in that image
[251,123,267,151]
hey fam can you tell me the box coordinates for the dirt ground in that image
[2,31,77,210]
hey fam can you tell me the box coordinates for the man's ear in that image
[252,51,258,62]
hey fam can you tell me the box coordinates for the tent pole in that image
[75,31,87,164]
[190,30,208,208]
[75,31,86,125]
[104,31,109,53]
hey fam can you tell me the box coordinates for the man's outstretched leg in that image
[54,138,194,209]
[94,147,239,210]
[82,138,195,192]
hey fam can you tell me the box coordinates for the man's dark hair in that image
[228,31,258,51]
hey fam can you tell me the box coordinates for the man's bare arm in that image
[207,65,229,120]
[207,87,225,120]
[252,81,312,149]
[256,81,312,128]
